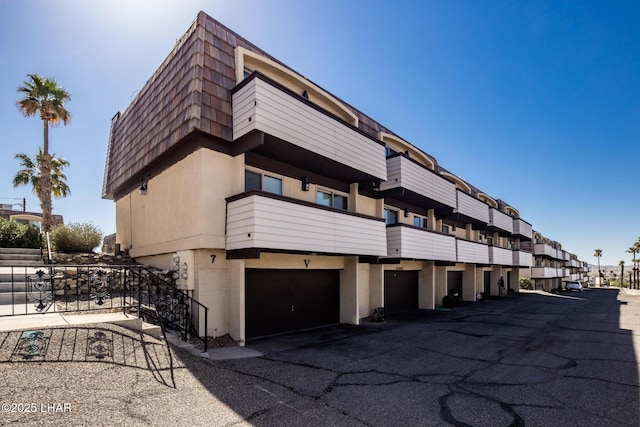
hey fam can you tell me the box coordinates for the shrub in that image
[519,276,533,290]
[0,218,41,248]
[49,222,103,253]
[371,307,385,322]
[442,295,456,309]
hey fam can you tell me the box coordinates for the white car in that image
[565,281,583,292]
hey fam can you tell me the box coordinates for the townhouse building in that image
[102,12,582,344]
[523,232,589,290]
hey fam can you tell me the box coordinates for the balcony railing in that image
[512,250,533,267]
[531,267,560,278]
[226,191,387,257]
[386,224,456,262]
[489,246,513,266]
[456,239,489,264]
[379,154,456,210]
[232,73,387,181]
[455,190,490,224]
[489,208,513,234]
[512,218,533,240]
[533,243,559,259]
[565,259,581,268]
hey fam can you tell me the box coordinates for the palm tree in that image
[594,249,603,285]
[627,243,640,289]
[619,260,625,288]
[13,149,71,199]
[16,74,71,232]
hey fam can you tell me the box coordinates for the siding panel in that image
[457,239,490,264]
[232,77,387,180]
[489,208,514,234]
[386,226,456,261]
[457,191,490,223]
[380,156,456,208]
[226,194,387,256]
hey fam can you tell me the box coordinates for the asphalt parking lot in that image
[1,288,639,426]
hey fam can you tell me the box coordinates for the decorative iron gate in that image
[0,265,208,351]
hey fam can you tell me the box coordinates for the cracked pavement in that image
[1,288,639,426]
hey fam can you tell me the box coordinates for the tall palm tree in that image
[16,74,71,232]
[630,239,640,289]
[13,149,71,199]
[594,249,603,285]
[619,260,625,288]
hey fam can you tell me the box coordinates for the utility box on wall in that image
[172,250,195,290]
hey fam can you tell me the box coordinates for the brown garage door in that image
[245,269,340,339]
[384,270,419,315]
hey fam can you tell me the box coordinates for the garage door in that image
[384,270,419,315]
[245,269,340,339]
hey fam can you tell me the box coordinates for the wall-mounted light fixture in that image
[302,176,310,191]
[302,90,309,100]
[452,225,456,231]
[139,181,148,195]
[404,208,409,217]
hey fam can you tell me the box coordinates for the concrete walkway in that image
[0,311,143,333]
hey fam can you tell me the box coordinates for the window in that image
[316,189,348,209]
[263,175,282,194]
[413,216,427,228]
[442,225,450,234]
[384,208,398,225]
[245,170,282,195]
[385,146,398,157]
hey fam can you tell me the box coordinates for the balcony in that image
[489,246,513,266]
[452,190,490,225]
[512,218,532,241]
[379,154,456,212]
[512,250,533,267]
[565,259,580,268]
[226,191,387,256]
[533,243,559,259]
[231,73,387,183]
[488,208,513,235]
[456,239,490,264]
[531,267,560,278]
[386,224,456,262]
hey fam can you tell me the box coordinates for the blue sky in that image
[0,0,638,267]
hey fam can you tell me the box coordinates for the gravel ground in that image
[0,322,249,426]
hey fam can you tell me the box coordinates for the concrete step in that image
[0,291,28,305]
[0,282,29,292]
[0,269,51,281]
[0,248,41,255]
[0,254,42,261]
[142,322,163,340]
[0,260,44,267]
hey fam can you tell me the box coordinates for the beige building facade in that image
[103,12,585,345]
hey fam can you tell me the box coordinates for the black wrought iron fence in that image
[0,265,208,352]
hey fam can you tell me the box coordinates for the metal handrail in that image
[0,264,209,353]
